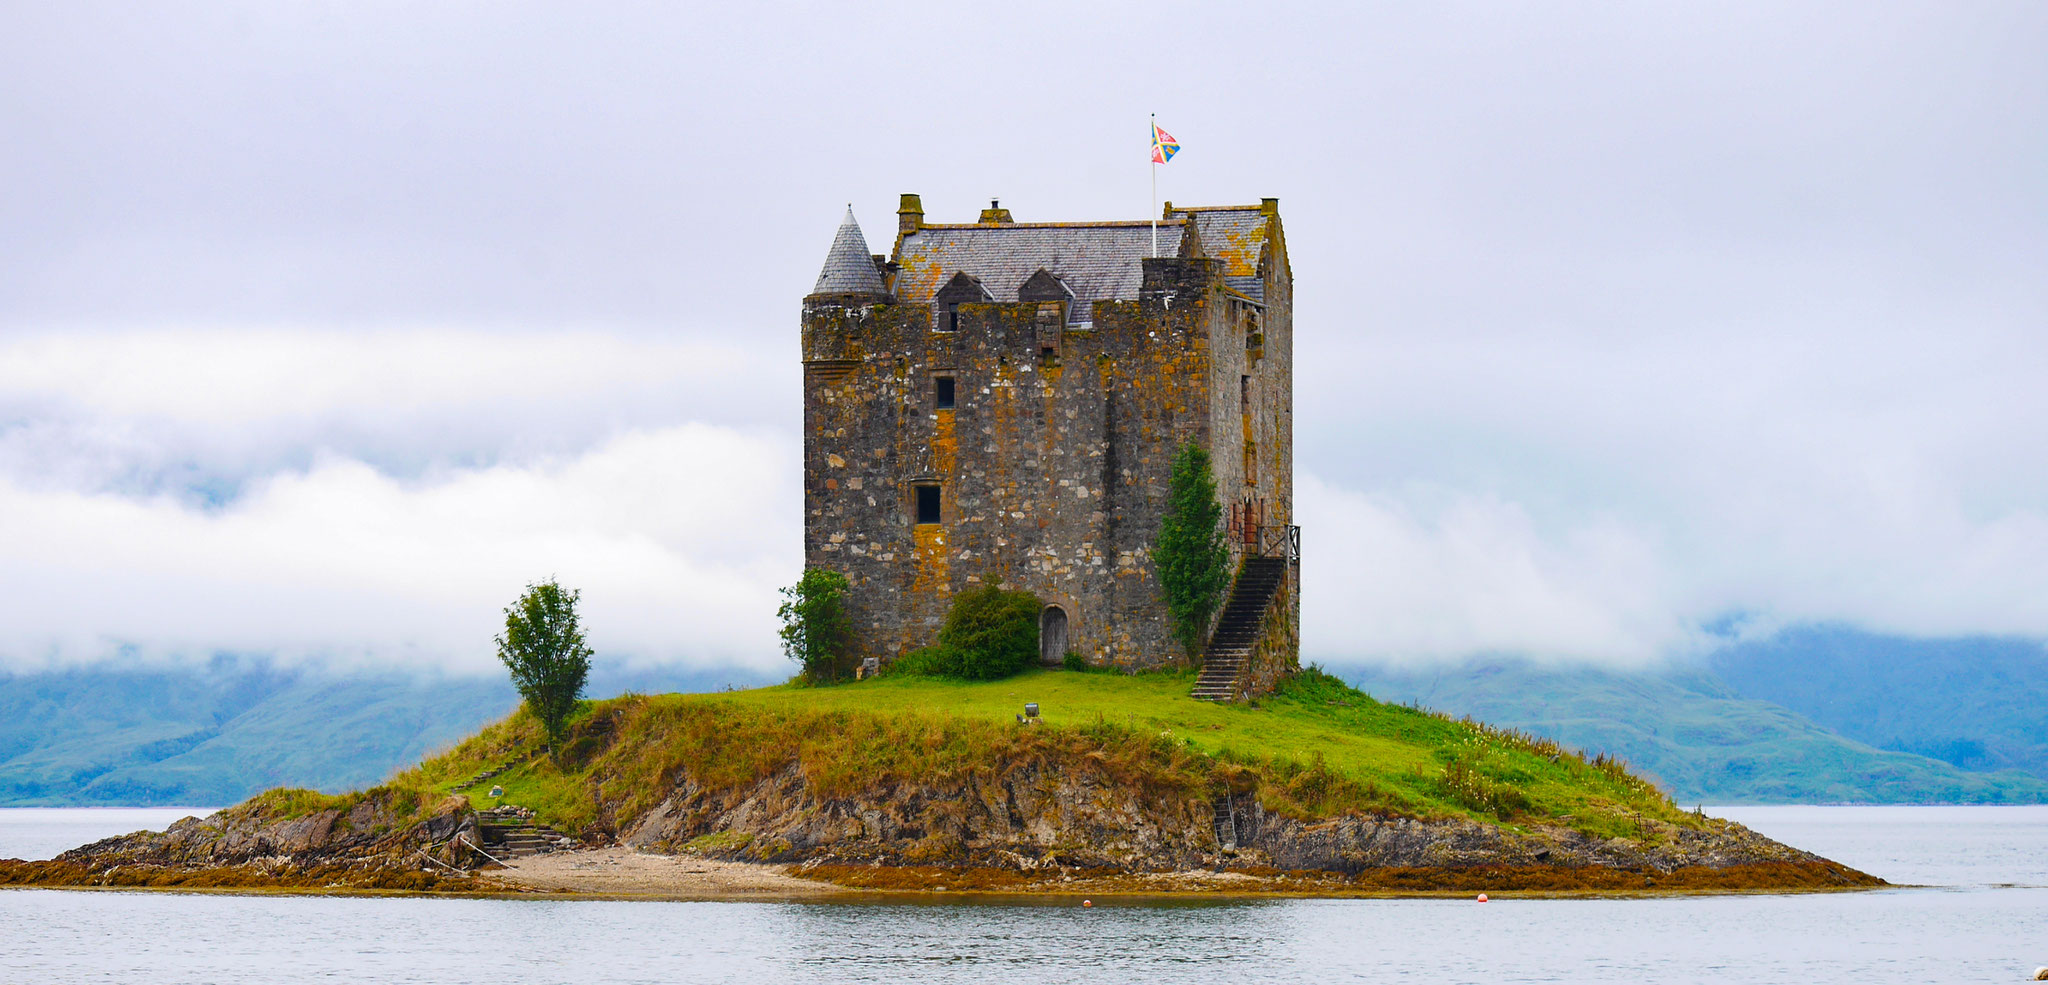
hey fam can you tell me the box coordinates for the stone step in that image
[1193,558,1290,701]
[476,818,576,859]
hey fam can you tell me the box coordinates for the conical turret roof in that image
[811,206,887,296]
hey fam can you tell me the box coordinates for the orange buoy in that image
[1476,893,1489,903]
[1082,899,1093,907]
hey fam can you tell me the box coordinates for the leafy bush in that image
[886,644,965,678]
[778,568,854,683]
[889,586,1041,681]
[1155,442,1230,657]
[937,584,1041,680]
[1062,650,1088,672]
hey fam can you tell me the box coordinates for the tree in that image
[1155,441,1231,659]
[778,568,853,683]
[495,578,593,758]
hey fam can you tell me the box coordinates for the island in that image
[0,668,1880,899]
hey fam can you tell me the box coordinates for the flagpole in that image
[1149,113,1158,258]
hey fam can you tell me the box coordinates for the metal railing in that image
[1255,524,1301,561]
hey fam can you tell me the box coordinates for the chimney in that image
[897,193,924,240]
[978,198,1014,224]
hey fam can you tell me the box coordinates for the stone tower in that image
[801,196,1297,691]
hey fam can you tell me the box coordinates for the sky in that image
[2,1,2044,675]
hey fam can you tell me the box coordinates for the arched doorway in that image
[1039,605,1069,665]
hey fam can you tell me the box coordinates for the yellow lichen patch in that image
[931,409,956,477]
[910,523,950,596]
[1215,226,1265,274]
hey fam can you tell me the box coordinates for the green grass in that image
[245,787,363,820]
[396,667,1690,843]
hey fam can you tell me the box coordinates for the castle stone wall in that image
[802,205,1294,673]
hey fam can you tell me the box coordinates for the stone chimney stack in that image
[978,198,1015,224]
[896,193,924,241]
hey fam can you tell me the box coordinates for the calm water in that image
[3,805,2044,984]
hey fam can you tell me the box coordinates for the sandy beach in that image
[484,848,843,899]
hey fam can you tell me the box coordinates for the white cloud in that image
[1298,475,1692,668]
[0,422,799,674]
[0,326,786,494]
[1297,318,2048,663]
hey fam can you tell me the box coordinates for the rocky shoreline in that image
[0,756,1883,897]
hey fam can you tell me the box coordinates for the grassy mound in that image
[398,668,1694,843]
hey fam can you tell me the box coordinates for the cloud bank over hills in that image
[3,319,2043,675]
[0,328,796,673]
[1,3,2043,673]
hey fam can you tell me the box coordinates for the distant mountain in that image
[0,660,772,806]
[1708,626,2048,778]
[1339,657,2048,805]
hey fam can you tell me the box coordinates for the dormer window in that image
[934,271,993,333]
[1018,268,1075,304]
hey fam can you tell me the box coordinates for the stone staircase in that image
[451,750,534,793]
[1191,557,1288,701]
[475,806,578,859]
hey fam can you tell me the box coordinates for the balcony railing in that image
[1256,523,1301,561]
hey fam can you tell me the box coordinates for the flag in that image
[1151,123,1180,164]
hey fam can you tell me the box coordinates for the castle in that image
[801,195,1298,698]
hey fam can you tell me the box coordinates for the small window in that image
[1040,346,1056,362]
[915,484,941,524]
[945,303,960,332]
[935,376,955,410]
[1240,375,1252,414]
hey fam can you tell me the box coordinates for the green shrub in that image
[886,644,964,678]
[876,585,1041,682]
[936,584,1041,680]
[1062,650,1088,672]
[1155,443,1230,658]
[777,568,854,683]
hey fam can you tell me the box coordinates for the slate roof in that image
[891,220,1187,326]
[1176,207,1271,303]
[811,207,887,296]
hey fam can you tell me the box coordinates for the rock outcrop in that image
[0,790,489,892]
[615,753,1873,889]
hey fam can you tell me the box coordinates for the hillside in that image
[8,627,2046,808]
[1708,627,2048,778]
[6,668,1878,895]
[0,663,761,806]
[1342,660,2048,804]
[427,668,1693,843]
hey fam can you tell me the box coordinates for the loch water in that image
[2,805,2044,984]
